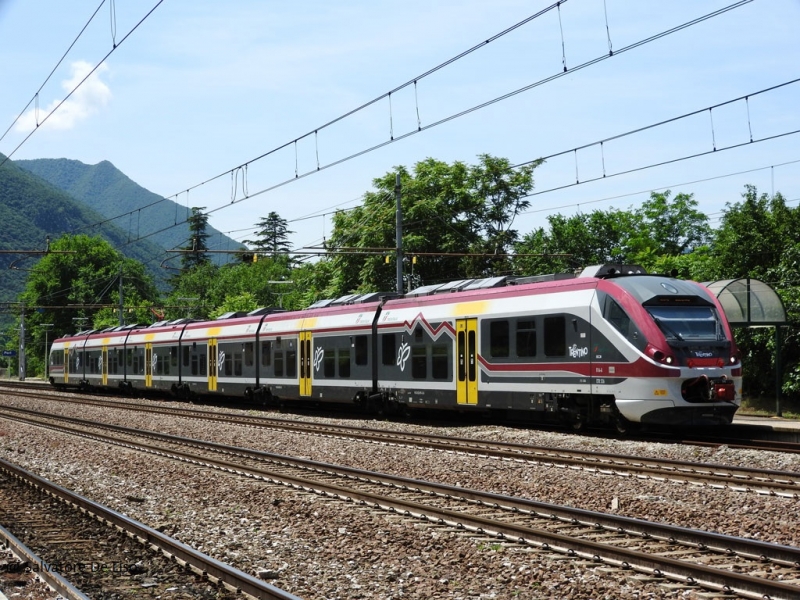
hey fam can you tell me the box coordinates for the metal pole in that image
[19,307,25,381]
[395,173,403,295]
[775,326,782,417]
[42,324,53,381]
[119,266,124,325]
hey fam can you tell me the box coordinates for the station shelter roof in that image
[703,278,787,327]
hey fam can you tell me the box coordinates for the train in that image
[48,264,742,430]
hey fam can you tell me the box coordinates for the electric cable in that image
[0,1,107,146]
[0,0,166,169]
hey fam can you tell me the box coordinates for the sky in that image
[0,0,798,257]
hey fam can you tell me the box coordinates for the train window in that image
[646,305,720,341]
[544,316,566,357]
[286,349,297,377]
[191,352,198,375]
[234,352,243,376]
[339,348,351,378]
[516,320,537,357]
[183,346,190,367]
[382,334,396,366]
[324,349,336,377]
[411,346,427,379]
[224,353,232,376]
[266,342,274,366]
[200,352,207,376]
[490,321,510,358]
[355,336,368,366]
[457,331,465,381]
[432,345,448,380]
[244,342,254,367]
[126,349,133,367]
[274,352,284,377]
[170,347,178,368]
[605,299,631,336]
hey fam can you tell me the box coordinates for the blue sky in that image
[1,0,798,255]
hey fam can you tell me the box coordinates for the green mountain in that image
[0,154,170,317]
[15,158,242,265]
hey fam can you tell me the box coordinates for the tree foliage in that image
[244,212,294,258]
[325,154,539,296]
[17,234,159,376]
[182,206,211,270]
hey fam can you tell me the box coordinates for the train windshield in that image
[645,305,724,341]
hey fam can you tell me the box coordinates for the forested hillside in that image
[16,158,239,265]
[0,154,169,317]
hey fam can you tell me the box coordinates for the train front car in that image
[598,271,741,427]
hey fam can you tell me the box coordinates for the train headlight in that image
[665,356,674,364]
[729,356,737,364]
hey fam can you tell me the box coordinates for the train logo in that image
[397,342,411,371]
[313,346,324,372]
[569,344,589,359]
[218,351,225,371]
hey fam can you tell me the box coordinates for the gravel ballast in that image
[1,394,799,599]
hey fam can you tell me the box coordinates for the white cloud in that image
[16,61,111,132]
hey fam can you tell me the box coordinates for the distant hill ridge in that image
[15,157,241,263]
[0,154,169,315]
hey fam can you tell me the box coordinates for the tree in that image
[711,186,792,279]
[709,186,800,401]
[244,212,294,259]
[325,155,540,296]
[17,234,159,376]
[464,155,540,276]
[513,208,641,276]
[182,206,211,270]
[633,191,711,257]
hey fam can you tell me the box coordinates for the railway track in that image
[0,456,300,600]
[3,379,799,452]
[1,406,800,599]
[2,392,799,498]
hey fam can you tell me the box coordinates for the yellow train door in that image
[102,346,108,386]
[299,331,312,397]
[63,347,69,384]
[207,339,218,391]
[456,318,478,405]
[145,343,153,388]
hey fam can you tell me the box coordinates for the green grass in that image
[739,396,800,419]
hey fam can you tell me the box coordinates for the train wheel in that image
[571,419,586,432]
[614,414,631,435]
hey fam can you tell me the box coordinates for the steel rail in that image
[2,394,799,495]
[0,522,91,600]
[0,457,302,600]
[2,409,799,599]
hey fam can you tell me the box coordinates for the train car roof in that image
[606,275,715,306]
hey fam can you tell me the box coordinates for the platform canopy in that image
[703,278,787,327]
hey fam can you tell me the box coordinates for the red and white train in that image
[49,265,741,429]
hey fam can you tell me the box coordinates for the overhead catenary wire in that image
[0,1,107,147]
[54,1,753,251]
[14,0,789,308]
[0,0,166,169]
